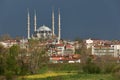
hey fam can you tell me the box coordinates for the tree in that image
[27,39,48,74]
[0,44,8,75]
[0,34,12,41]
[74,38,89,54]
[5,45,20,80]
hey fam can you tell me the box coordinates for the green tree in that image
[75,38,84,54]
[0,44,8,75]
[5,45,20,80]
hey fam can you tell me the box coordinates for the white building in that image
[85,38,93,49]
[56,44,65,55]
[111,45,120,57]
[92,45,120,57]
[92,46,114,56]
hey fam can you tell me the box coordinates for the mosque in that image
[27,9,61,42]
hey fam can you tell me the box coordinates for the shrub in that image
[5,71,15,80]
[112,64,120,73]
[103,63,116,73]
[47,63,82,72]
[82,57,101,74]
[112,64,120,80]
[82,63,101,74]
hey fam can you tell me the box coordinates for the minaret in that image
[58,9,61,41]
[52,8,55,37]
[27,9,30,39]
[34,10,37,32]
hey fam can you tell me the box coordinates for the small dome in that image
[37,25,51,31]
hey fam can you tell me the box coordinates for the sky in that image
[0,0,120,40]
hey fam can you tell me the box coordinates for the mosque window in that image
[49,31,51,33]
[45,31,47,33]
[41,31,44,33]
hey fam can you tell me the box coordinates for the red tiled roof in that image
[66,45,73,48]
[50,54,81,61]
[50,57,65,60]
[55,44,64,47]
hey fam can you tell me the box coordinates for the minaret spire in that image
[34,10,37,32]
[27,9,30,39]
[58,8,61,41]
[52,8,55,37]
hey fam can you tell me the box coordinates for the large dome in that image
[32,25,52,39]
[37,25,51,31]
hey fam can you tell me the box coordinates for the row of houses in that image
[0,39,78,63]
[46,40,79,63]
[85,38,120,58]
[1,38,120,63]
[0,39,28,48]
